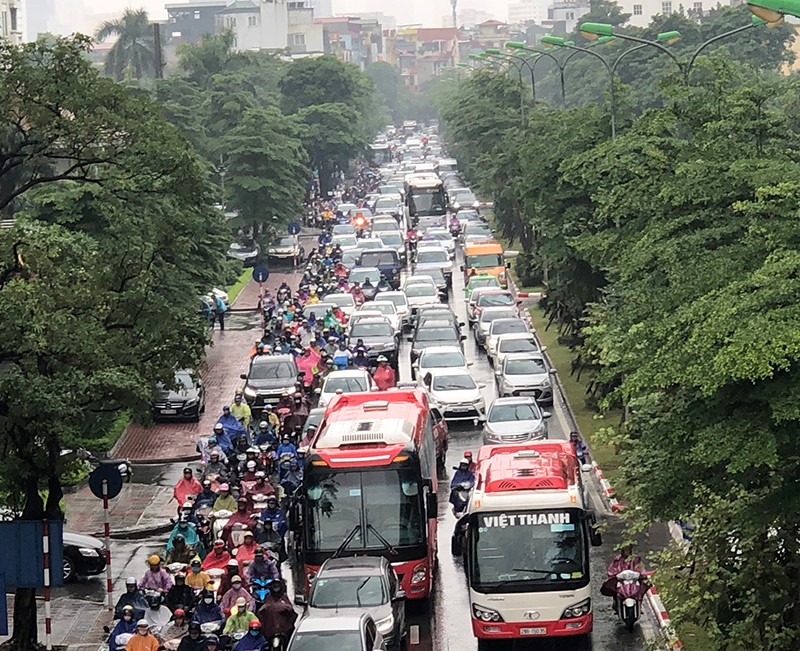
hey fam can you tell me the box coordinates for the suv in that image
[240,354,299,414]
[296,557,406,648]
[413,246,452,287]
[408,319,465,364]
[357,249,402,289]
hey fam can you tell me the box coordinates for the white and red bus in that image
[297,390,443,599]
[452,441,602,644]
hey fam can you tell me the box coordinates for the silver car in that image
[496,352,555,404]
[483,396,551,444]
[475,306,520,348]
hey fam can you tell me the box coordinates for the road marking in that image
[409,624,420,645]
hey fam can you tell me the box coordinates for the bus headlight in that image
[560,598,591,619]
[410,563,427,584]
[472,605,503,622]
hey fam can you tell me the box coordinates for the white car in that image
[421,228,455,259]
[318,369,377,408]
[404,283,441,322]
[486,318,532,360]
[403,275,436,291]
[325,292,357,317]
[362,301,401,332]
[376,291,410,329]
[331,234,360,252]
[494,333,543,368]
[412,345,471,380]
[268,235,300,260]
[419,367,486,423]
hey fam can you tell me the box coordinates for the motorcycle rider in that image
[332,342,352,370]
[463,450,476,473]
[279,460,302,499]
[143,591,173,630]
[115,577,149,619]
[211,483,237,512]
[192,590,223,625]
[217,559,242,597]
[349,282,365,306]
[449,458,475,513]
[139,556,174,595]
[449,213,461,234]
[275,436,298,461]
[201,540,231,571]
[230,393,252,432]
[185,557,210,592]
[166,534,195,565]
[165,573,194,614]
[569,431,590,465]
[222,597,259,636]
[107,604,138,647]
[173,468,202,513]
[234,531,260,571]
[192,480,217,512]
[256,580,297,645]
[376,274,391,293]
[234,620,266,651]
[126,620,160,651]
[352,345,370,369]
[202,450,230,484]
[372,355,396,391]
[243,472,275,508]
[254,518,287,564]
[246,547,281,583]
[210,422,233,458]
[602,545,649,599]
[254,418,277,447]
[220,497,254,545]
[259,497,288,537]
[217,406,248,449]
[160,608,188,644]
[220,575,255,613]
[176,622,206,651]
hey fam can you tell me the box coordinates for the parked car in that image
[150,369,205,422]
[63,531,107,582]
[287,613,386,651]
[240,354,299,413]
[319,369,377,407]
[296,557,406,648]
[419,367,486,423]
[268,235,302,262]
[495,352,555,403]
[483,396,551,444]
[227,240,260,266]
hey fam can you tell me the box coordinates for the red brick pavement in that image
[64,483,174,536]
[113,272,294,463]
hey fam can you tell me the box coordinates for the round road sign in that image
[287,222,301,235]
[88,464,124,500]
[252,265,270,283]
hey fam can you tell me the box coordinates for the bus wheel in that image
[477,640,493,651]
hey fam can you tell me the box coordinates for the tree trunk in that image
[10,588,38,651]
[317,160,333,196]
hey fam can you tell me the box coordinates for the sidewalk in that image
[112,275,290,463]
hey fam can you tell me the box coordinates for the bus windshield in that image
[469,509,588,593]
[408,187,446,216]
[467,254,504,268]
[305,468,425,551]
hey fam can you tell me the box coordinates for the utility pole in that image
[217,155,226,211]
[152,22,164,79]
[451,0,459,65]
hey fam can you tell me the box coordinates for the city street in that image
[49,237,657,651]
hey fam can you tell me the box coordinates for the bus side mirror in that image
[426,492,437,519]
[587,510,602,547]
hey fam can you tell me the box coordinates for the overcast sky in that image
[79,0,504,30]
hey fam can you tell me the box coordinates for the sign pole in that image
[42,520,52,651]
[103,480,113,611]
[259,278,265,332]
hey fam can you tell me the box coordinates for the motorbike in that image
[251,577,275,611]
[450,482,473,517]
[612,569,650,632]
[375,281,391,295]
[210,509,233,541]
[449,220,461,238]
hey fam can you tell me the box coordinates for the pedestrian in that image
[213,294,227,331]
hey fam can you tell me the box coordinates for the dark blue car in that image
[357,249,402,289]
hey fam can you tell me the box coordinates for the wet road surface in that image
[58,242,655,650]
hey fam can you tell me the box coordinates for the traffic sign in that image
[252,265,270,283]
[287,222,301,235]
[88,464,124,500]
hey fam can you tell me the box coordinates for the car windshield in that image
[360,252,398,266]
[479,294,515,307]
[488,403,540,422]
[249,361,295,380]
[506,358,547,375]
[492,321,528,336]
[422,351,466,368]
[334,235,358,247]
[405,285,436,298]
[328,295,355,308]
[367,303,395,316]
[454,191,477,204]
[457,210,480,221]
[332,224,354,234]
[324,376,369,393]
[468,277,500,291]
[357,240,382,250]
[310,574,387,608]
[373,221,398,232]
[341,253,359,267]
[288,631,363,651]
[380,294,407,308]
[375,198,399,209]
[416,249,448,264]
[481,309,517,323]
[349,269,380,284]
[229,242,254,252]
[276,237,295,247]
[380,233,403,247]
[433,374,476,390]
[416,328,458,343]
[350,322,393,337]
[425,232,450,242]
[499,338,538,353]
[467,253,504,268]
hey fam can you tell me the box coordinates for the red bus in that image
[296,390,440,599]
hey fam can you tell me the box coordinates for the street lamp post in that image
[216,154,227,211]
[484,49,529,126]
[745,0,797,22]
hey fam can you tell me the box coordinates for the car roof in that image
[379,291,407,299]
[319,556,388,574]
[497,332,536,341]
[326,369,370,379]
[349,266,381,274]
[490,396,540,407]
[490,318,527,328]
[503,352,546,363]
[359,248,398,255]
[419,345,464,355]
[416,320,455,329]
[325,293,354,301]
[252,354,294,365]
[429,367,472,377]
[481,306,518,315]
[469,287,505,300]
[296,613,371,632]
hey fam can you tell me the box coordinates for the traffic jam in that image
[109,122,652,651]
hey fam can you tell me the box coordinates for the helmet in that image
[122,605,135,615]
[173,608,186,617]
[248,620,261,630]
[136,619,149,628]
[259,421,268,429]
[377,355,388,362]
[206,634,219,644]
[459,458,470,466]
[188,622,201,633]
[148,555,161,566]
[213,423,223,432]
[464,450,473,458]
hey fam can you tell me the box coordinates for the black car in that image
[240,355,299,413]
[63,531,106,582]
[407,319,466,364]
[415,307,465,334]
[348,317,400,369]
[151,369,205,422]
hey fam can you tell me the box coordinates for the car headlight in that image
[561,598,591,619]
[244,386,257,398]
[533,421,546,437]
[374,614,394,635]
[472,604,503,622]
[78,547,100,557]
[184,397,198,407]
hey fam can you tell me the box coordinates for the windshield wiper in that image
[332,524,362,559]
[355,576,370,607]
[367,523,398,556]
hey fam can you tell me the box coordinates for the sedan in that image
[375,291,410,329]
[404,283,441,322]
[421,229,455,259]
[287,613,386,651]
[412,345,471,381]
[319,369,377,407]
[359,301,401,332]
[63,531,107,582]
[332,234,360,252]
[494,333,544,368]
[324,292,357,317]
[475,306,520,348]
[151,369,205,422]
[420,367,486,423]
[408,320,465,364]
[268,235,301,261]
[496,353,555,404]
[483,397,551,444]
[486,318,531,361]
[227,240,260,266]
[413,247,452,286]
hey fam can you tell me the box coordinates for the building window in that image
[226,16,237,27]
[291,33,306,45]
[661,1,672,12]
[693,1,703,9]
[633,3,643,13]
[248,15,257,26]
[194,10,200,19]
[10,6,17,31]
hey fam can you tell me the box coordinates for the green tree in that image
[0,35,228,649]
[279,56,373,114]
[365,61,403,121]
[94,8,155,81]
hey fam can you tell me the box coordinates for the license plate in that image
[160,409,177,414]
[451,406,472,412]
[520,627,546,636]
[519,391,537,396]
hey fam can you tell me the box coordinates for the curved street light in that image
[484,49,531,126]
